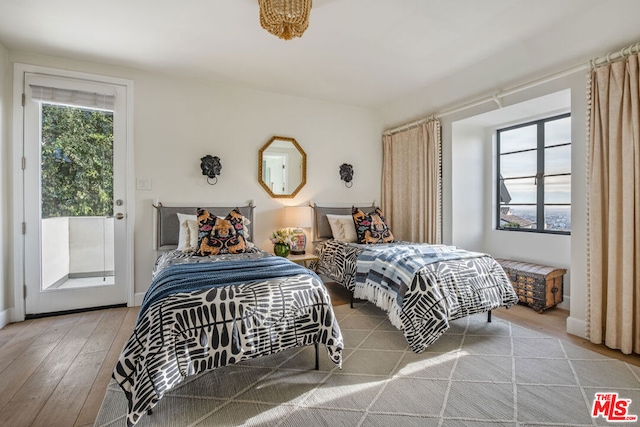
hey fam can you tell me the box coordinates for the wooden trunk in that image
[495,258,566,313]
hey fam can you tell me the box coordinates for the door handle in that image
[115,213,125,220]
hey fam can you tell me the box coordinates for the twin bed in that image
[113,202,518,425]
[113,204,343,426]
[312,205,519,353]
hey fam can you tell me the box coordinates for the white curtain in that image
[381,120,441,243]
[588,54,640,355]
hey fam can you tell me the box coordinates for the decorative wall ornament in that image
[339,163,354,188]
[200,155,222,185]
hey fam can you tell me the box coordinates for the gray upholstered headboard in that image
[312,203,374,241]
[155,203,255,250]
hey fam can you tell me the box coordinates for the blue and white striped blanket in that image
[139,256,315,318]
[355,243,485,305]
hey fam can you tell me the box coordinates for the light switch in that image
[136,178,151,190]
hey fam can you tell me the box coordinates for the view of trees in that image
[40,104,113,218]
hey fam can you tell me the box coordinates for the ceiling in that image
[1,0,639,110]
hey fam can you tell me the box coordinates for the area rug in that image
[95,302,640,426]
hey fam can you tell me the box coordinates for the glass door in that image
[23,73,129,315]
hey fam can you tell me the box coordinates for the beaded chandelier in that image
[258,0,312,40]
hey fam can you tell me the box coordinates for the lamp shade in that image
[284,206,312,228]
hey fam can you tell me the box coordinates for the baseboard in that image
[134,292,145,307]
[556,294,569,310]
[0,308,11,329]
[567,315,586,338]
[25,303,127,320]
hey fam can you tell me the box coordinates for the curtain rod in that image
[382,115,436,136]
[383,41,640,136]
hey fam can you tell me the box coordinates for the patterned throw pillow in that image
[352,207,394,244]
[195,208,247,256]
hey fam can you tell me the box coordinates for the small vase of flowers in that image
[270,228,293,257]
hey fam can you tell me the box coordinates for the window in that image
[41,104,114,218]
[496,113,571,234]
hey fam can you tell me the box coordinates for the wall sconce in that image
[339,163,353,188]
[200,155,222,185]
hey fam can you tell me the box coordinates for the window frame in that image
[496,112,571,235]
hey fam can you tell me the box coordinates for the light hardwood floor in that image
[0,306,139,427]
[0,282,637,427]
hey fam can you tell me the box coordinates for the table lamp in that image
[284,206,312,255]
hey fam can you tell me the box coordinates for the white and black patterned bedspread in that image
[314,240,518,353]
[114,250,344,426]
[313,240,362,291]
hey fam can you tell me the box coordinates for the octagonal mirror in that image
[258,136,306,198]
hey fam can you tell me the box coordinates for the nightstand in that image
[282,253,319,269]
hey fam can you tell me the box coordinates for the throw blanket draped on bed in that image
[139,256,315,318]
[349,242,518,353]
[356,244,486,306]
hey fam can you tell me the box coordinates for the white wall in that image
[450,123,485,251]
[0,42,9,322]
[41,217,116,288]
[69,217,114,274]
[6,51,383,297]
[41,217,69,288]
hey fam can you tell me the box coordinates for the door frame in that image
[12,63,135,321]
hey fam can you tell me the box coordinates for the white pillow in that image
[326,214,358,243]
[242,217,252,242]
[326,214,345,241]
[177,213,198,252]
[340,216,358,243]
[184,219,199,252]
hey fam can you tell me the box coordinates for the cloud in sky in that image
[500,116,571,204]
